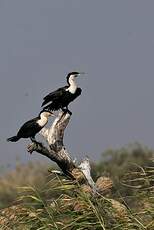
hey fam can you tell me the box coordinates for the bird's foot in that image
[62,108,72,115]
[28,139,43,154]
[30,137,37,143]
[30,138,42,145]
[27,143,35,154]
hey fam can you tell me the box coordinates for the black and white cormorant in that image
[7,110,53,142]
[41,72,84,111]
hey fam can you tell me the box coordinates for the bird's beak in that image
[78,72,87,76]
[45,111,55,117]
[50,112,56,117]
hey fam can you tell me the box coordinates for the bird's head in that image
[39,110,54,119]
[66,71,85,84]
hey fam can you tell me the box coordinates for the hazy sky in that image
[1,0,154,166]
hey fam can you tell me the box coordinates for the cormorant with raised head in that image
[7,110,53,143]
[42,72,84,111]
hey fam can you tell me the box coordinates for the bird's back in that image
[42,86,67,107]
[17,117,40,138]
[42,86,82,111]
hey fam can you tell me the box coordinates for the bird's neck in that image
[67,78,77,94]
[37,114,48,127]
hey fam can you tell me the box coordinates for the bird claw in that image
[27,140,43,154]
[27,143,35,154]
[62,108,72,115]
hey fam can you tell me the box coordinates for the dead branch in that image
[27,111,75,178]
[26,110,109,192]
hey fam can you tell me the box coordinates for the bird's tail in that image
[7,136,20,142]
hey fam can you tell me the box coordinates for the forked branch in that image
[27,110,98,190]
[27,111,75,178]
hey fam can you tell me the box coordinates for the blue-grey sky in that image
[1,0,154,166]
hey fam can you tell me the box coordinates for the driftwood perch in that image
[27,111,97,190]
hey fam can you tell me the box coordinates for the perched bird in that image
[7,110,53,143]
[42,71,84,111]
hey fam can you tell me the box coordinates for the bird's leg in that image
[62,107,67,113]
[29,137,43,154]
[28,137,38,154]
[61,107,72,115]
[30,137,41,145]
[65,106,72,115]
[61,106,72,115]
[30,137,38,143]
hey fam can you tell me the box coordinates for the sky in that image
[1,0,154,167]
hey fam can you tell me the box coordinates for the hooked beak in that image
[77,72,87,77]
[49,112,55,117]
[43,110,56,117]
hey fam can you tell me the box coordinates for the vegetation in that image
[0,143,153,229]
[0,161,50,209]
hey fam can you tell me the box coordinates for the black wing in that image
[76,88,82,97]
[17,117,39,137]
[42,86,67,107]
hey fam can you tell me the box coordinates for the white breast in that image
[66,76,77,94]
[66,84,77,94]
[37,116,48,127]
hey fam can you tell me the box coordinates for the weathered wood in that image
[78,158,96,192]
[27,111,75,178]
[27,110,97,190]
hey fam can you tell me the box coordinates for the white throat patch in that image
[66,75,77,94]
[37,114,48,127]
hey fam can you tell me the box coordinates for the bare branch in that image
[27,142,58,161]
[26,110,110,193]
[27,111,76,178]
[39,127,49,140]
[78,158,96,192]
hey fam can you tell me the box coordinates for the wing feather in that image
[17,118,39,137]
[42,86,67,106]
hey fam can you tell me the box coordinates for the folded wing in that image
[42,87,67,107]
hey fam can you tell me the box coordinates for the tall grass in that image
[0,161,50,209]
[2,167,153,230]
[0,144,153,229]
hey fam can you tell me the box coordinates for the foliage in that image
[1,173,153,230]
[0,161,50,209]
[94,142,153,196]
[0,143,153,229]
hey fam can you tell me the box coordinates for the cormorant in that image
[7,110,53,142]
[41,72,84,111]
